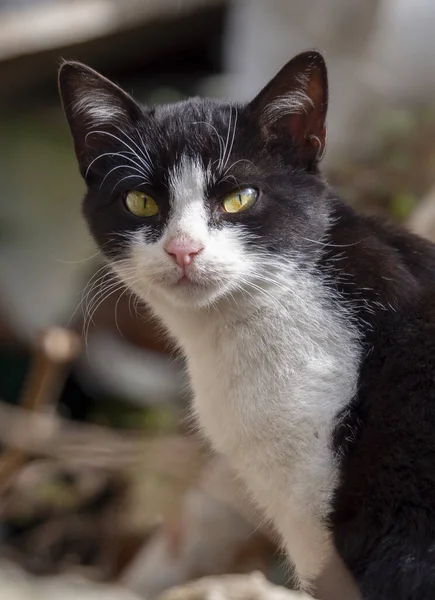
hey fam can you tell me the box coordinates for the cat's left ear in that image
[58,61,143,175]
[249,51,328,166]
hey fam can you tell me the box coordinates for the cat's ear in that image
[58,61,143,174]
[249,51,328,166]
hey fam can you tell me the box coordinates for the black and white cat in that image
[59,51,435,600]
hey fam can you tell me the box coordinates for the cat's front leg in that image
[280,515,361,600]
[310,546,362,600]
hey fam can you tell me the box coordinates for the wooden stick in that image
[0,327,81,491]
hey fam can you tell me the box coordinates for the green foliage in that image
[91,397,177,433]
[330,104,435,223]
[390,192,418,222]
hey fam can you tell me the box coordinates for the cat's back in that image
[363,213,435,287]
[334,284,435,502]
[331,293,435,596]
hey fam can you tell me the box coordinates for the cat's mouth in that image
[154,268,227,306]
[172,272,211,289]
[137,260,237,307]
[177,274,194,285]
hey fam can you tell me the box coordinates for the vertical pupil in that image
[238,194,242,205]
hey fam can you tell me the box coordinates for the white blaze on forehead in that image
[166,155,209,241]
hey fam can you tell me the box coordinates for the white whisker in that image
[85,150,146,179]
[53,248,101,265]
[85,130,152,175]
[111,174,150,193]
[222,104,238,173]
[112,124,153,172]
[99,163,150,190]
[192,121,225,180]
[220,103,233,177]
[221,158,255,180]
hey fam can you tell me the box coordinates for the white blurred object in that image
[0,561,142,600]
[122,456,270,599]
[222,0,435,164]
[0,0,224,60]
[78,330,183,406]
[370,0,435,100]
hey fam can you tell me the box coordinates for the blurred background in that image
[1,0,435,598]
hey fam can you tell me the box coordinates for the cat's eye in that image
[222,188,258,214]
[125,190,159,217]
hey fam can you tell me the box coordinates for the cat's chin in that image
[149,278,228,310]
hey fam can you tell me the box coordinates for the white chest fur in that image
[149,275,361,594]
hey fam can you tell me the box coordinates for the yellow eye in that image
[125,190,159,217]
[222,188,258,214]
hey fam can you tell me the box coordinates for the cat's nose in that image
[165,237,204,268]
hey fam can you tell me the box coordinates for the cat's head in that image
[59,51,331,310]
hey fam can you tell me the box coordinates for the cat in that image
[58,51,435,600]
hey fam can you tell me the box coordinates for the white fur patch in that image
[167,155,210,243]
[73,90,127,126]
[146,262,361,593]
[262,71,314,125]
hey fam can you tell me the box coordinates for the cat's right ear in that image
[249,51,328,168]
[58,61,143,176]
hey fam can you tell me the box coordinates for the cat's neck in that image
[147,242,362,500]
[148,256,358,360]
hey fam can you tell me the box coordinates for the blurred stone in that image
[0,562,312,600]
[157,572,312,600]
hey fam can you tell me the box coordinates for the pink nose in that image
[165,237,204,268]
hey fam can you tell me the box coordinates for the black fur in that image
[59,52,435,598]
[327,210,435,599]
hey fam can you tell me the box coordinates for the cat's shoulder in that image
[334,287,435,456]
[330,198,435,276]
[365,290,435,382]
[363,214,435,277]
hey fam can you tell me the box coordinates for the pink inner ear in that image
[287,66,327,153]
[282,109,326,163]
